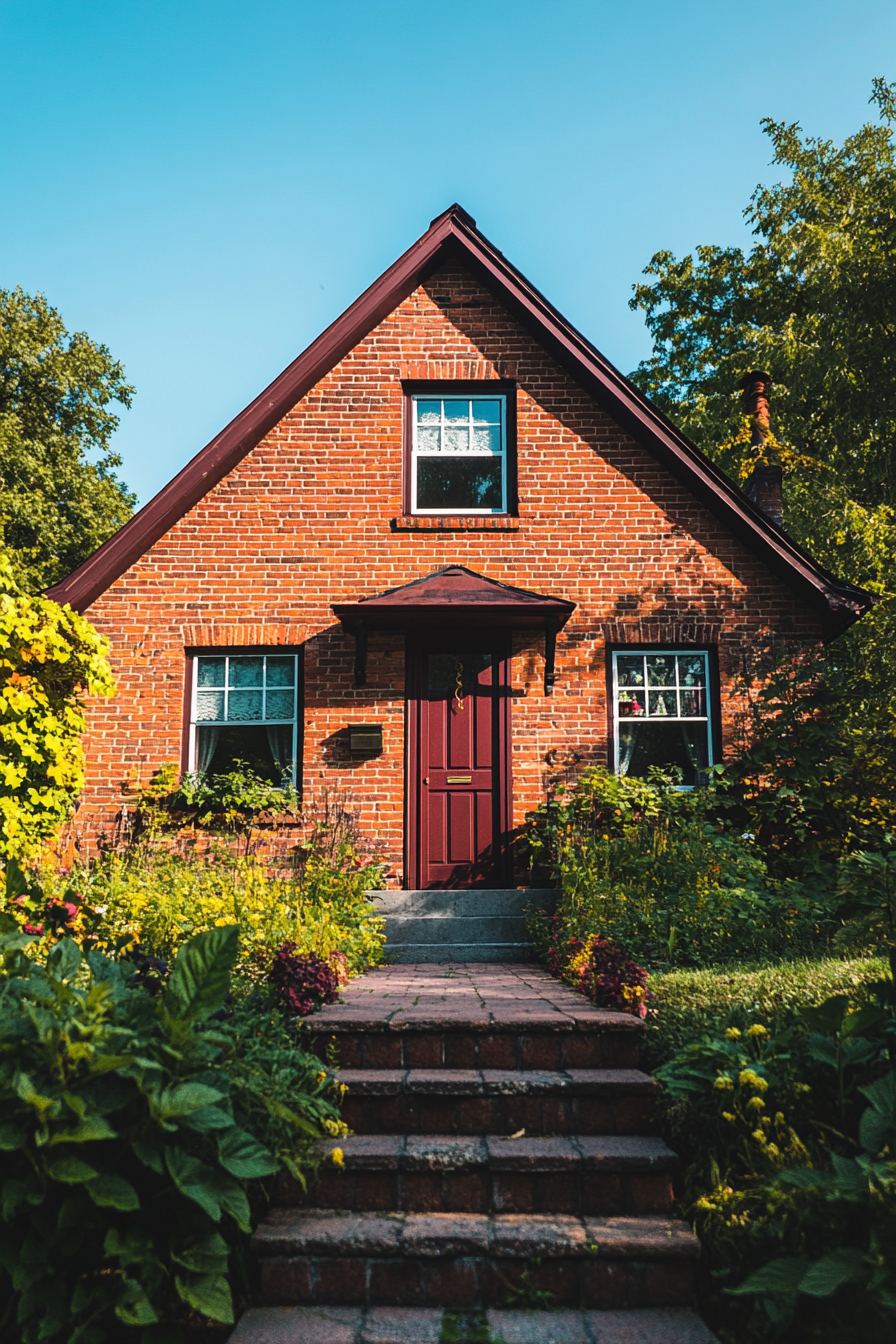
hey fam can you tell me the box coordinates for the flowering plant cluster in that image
[564,930,652,1017]
[268,941,341,1016]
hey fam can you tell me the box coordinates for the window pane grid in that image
[614,652,708,721]
[411,395,506,514]
[612,650,712,788]
[194,655,297,724]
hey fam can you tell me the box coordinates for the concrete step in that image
[230,1305,718,1343]
[372,890,558,963]
[253,1210,701,1310]
[338,1069,657,1136]
[372,890,559,917]
[278,1134,676,1216]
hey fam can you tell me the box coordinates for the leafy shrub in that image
[0,919,343,1341]
[33,842,386,982]
[269,943,339,1017]
[525,767,833,970]
[0,556,114,861]
[655,979,896,1342]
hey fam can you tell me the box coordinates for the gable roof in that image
[332,565,576,631]
[46,203,872,638]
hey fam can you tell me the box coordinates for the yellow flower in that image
[330,1148,344,1168]
[725,1028,742,1041]
[747,1024,768,1039]
[739,1070,768,1092]
[722,1112,736,1123]
[747,1095,765,1111]
[752,1130,766,1143]
[775,1112,786,1126]
[714,1075,734,1091]
[766,1143,780,1159]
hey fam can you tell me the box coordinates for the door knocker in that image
[453,657,465,712]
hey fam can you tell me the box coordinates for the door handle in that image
[423,777,429,785]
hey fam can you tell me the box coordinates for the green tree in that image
[0,554,114,859]
[629,78,896,732]
[0,286,135,592]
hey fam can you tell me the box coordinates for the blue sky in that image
[2,0,895,505]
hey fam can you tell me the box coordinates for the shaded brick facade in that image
[72,254,829,883]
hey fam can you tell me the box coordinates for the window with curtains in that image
[188,654,300,788]
[612,650,712,787]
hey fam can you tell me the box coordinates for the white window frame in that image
[188,653,300,788]
[611,648,713,787]
[410,393,507,515]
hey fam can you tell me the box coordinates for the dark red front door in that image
[407,637,510,889]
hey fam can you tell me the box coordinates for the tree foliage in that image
[629,78,896,729]
[0,556,113,860]
[0,287,135,592]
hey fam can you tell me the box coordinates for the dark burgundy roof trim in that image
[332,564,576,630]
[47,204,872,637]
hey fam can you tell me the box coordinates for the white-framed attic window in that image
[612,650,712,787]
[411,394,507,513]
[187,653,300,788]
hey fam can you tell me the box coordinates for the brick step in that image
[231,1305,718,1343]
[253,1210,700,1310]
[279,1134,675,1215]
[313,1016,642,1072]
[339,1069,657,1136]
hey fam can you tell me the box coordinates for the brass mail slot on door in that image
[446,775,472,783]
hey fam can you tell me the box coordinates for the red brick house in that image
[48,204,871,888]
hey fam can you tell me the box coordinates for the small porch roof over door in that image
[331,565,575,692]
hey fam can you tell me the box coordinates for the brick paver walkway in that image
[238,963,717,1342]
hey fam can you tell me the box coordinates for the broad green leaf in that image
[47,938,81,982]
[43,1152,98,1184]
[859,1070,896,1120]
[216,1178,251,1233]
[132,1141,164,1174]
[165,1147,225,1222]
[779,1167,832,1189]
[178,1105,233,1133]
[728,1257,811,1296]
[799,1247,868,1296]
[170,1232,229,1274]
[800,997,849,1036]
[158,1083,225,1120]
[115,1278,159,1327]
[165,926,238,1023]
[86,1173,140,1210]
[4,860,31,901]
[217,1127,278,1179]
[47,1115,117,1144]
[175,1272,234,1323]
[840,1004,885,1037]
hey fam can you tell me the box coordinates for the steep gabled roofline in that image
[46,203,873,637]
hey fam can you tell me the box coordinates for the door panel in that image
[408,640,510,889]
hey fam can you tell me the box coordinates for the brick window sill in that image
[391,515,520,532]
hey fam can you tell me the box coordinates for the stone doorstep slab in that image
[314,1134,676,1173]
[253,1211,700,1261]
[339,1070,657,1097]
[229,1306,718,1344]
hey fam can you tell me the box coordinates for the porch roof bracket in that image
[544,615,558,697]
[353,621,367,688]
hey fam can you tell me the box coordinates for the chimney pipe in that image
[739,370,783,528]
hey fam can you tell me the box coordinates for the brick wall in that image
[75,265,823,879]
